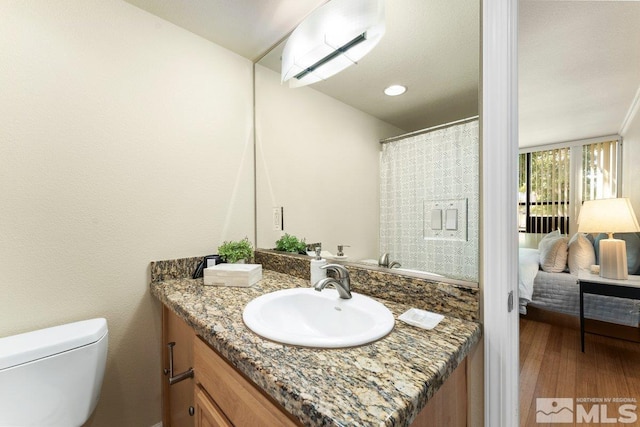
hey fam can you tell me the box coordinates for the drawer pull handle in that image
[164,341,194,385]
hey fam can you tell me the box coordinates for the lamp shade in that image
[577,197,640,279]
[281,0,385,88]
[577,198,640,234]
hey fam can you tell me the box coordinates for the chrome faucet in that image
[378,253,402,269]
[314,264,352,299]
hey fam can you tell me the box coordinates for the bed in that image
[519,233,640,329]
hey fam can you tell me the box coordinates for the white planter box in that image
[203,264,262,287]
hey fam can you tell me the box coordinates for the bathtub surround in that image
[150,257,481,426]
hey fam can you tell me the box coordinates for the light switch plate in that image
[423,199,468,241]
[272,207,283,231]
[431,209,443,230]
[445,209,458,230]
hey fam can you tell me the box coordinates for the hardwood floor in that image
[520,318,640,426]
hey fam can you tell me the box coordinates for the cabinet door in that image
[194,385,233,427]
[194,336,301,427]
[162,306,195,427]
[410,358,467,427]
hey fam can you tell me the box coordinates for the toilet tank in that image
[0,318,108,427]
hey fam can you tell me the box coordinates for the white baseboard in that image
[150,423,162,427]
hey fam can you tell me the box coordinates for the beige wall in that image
[0,1,254,426]
[255,64,403,261]
[622,107,640,214]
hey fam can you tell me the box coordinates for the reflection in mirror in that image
[255,0,480,283]
[281,0,385,88]
[378,117,479,281]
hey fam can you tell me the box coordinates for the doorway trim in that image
[481,0,519,426]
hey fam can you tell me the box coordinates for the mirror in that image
[254,0,480,284]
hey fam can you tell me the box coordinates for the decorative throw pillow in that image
[541,229,561,241]
[537,229,561,252]
[567,233,596,275]
[538,231,569,273]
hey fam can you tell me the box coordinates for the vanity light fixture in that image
[281,0,385,88]
[384,85,407,96]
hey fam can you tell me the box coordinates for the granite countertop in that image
[150,269,481,427]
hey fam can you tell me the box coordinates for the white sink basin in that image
[242,288,395,348]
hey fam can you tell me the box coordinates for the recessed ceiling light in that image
[384,85,407,96]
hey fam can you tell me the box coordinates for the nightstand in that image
[578,272,640,352]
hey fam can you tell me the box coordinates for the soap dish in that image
[398,308,444,330]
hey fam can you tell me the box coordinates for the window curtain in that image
[520,147,571,234]
[581,140,618,201]
[518,139,619,236]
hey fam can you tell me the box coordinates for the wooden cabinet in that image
[162,305,468,427]
[409,358,467,427]
[162,306,195,427]
[193,385,232,427]
[162,307,299,426]
[193,336,301,427]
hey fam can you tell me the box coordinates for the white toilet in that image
[0,318,108,427]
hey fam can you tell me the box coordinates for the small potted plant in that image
[275,233,307,254]
[218,237,253,263]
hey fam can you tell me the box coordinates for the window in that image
[518,139,618,234]
[518,147,571,233]
[581,140,617,201]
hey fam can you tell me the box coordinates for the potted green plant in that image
[275,233,307,254]
[218,237,253,263]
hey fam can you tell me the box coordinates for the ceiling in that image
[123,0,328,61]
[519,1,640,147]
[258,0,479,133]
[123,0,640,148]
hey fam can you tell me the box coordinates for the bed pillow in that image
[594,232,640,275]
[541,229,561,241]
[567,233,596,275]
[538,230,569,273]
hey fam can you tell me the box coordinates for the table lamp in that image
[577,198,640,280]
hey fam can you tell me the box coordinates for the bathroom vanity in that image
[150,256,481,427]
[165,307,302,426]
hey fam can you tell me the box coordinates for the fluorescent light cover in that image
[384,85,407,96]
[281,0,385,88]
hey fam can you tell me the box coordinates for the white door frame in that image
[481,0,520,426]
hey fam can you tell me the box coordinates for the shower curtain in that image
[379,119,479,282]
